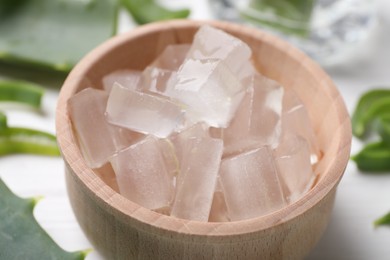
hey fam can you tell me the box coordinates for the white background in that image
[0,0,390,259]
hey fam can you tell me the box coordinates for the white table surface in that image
[1,0,390,259]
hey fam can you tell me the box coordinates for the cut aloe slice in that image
[0,0,118,73]
[121,0,190,25]
[242,0,315,37]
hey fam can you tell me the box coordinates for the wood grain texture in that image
[56,20,351,259]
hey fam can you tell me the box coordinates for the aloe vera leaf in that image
[0,178,88,259]
[0,112,7,130]
[0,127,61,156]
[351,89,390,138]
[374,212,390,227]
[242,0,315,37]
[0,80,44,109]
[0,0,118,73]
[121,0,190,25]
[0,111,60,156]
[351,141,390,172]
[377,114,390,146]
[354,96,390,139]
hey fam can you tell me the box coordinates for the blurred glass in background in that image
[209,0,378,65]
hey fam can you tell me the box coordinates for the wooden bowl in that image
[56,20,351,259]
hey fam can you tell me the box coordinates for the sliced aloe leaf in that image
[0,127,61,156]
[351,141,390,172]
[377,114,390,146]
[374,212,390,227]
[0,0,118,73]
[121,0,190,25]
[0,112,7,130]
[351,89,390,139]
[0,178,88,259]
[0,80,44,109]
[241,0,315,37]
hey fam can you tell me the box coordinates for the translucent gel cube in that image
[219,146,286,221]
[187,25,252,74]
[171,131,223,222]
[151,44,191,71]
[106,84,186,138]
[158,138,180,179]
[169,123,209,165]
[110,135,174,210]
[167,59,246,127]
[209,179,230,222]
[102,69,141,92]
[93,163,119,193]
[282,89,320,164]
[140,66,175,94]
[237,60,256,82]
[222,74,284,157]
[274,134,315,203]
[68,88,134,168]
[116,127,145,149]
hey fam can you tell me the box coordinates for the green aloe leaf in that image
[121,0,190,25]
[0,0,118,73]
[0,79,44,109]
[374,212,390,227]
[377,114,390,146]
[0,126,61,156]
[0,178,88,259]
[0,112,7,130]
[351,141,390,172]
[241,0,315,37]
[351,89,390,139]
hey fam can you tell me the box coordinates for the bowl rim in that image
[56,19,351,237]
